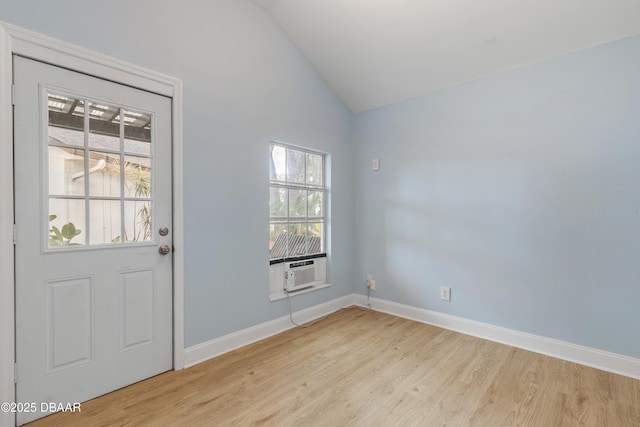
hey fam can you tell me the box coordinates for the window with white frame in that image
[269,142,326,261]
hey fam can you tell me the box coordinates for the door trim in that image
[0,22,185,425]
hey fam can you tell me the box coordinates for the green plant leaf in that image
[49,214,57,222]
[51,226,63,239]
[61,223,77,240]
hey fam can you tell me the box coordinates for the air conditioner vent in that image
[283,259,320,291]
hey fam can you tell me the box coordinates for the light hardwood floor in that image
[26,307,640,426]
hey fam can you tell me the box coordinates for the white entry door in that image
[14,56,173,425]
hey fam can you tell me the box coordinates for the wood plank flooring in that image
[26,307,640,426]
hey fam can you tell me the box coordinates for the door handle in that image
[159,245,171,255]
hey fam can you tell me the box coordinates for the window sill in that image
[269,283,331,302]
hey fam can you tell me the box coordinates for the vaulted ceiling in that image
[253,0,640,113]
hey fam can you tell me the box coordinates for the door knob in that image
[159,245,171,255]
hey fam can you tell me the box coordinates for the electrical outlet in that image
[440,286,451,301]
[366,274,375,290]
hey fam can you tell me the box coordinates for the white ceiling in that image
[253,0,640,113]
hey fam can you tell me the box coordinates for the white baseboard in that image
[352,294,640,380]
[184,293,640,380]
[184,294,354,368]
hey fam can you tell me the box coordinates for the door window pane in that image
[89,101,120,151]
[48,146,85,196]
[123,110,151,156]
[49,199,85,247]
[90,200,121,244]
[48,96,84,147]
[88,152,121,197]
[124,201,151,243]
[123,156,151,198]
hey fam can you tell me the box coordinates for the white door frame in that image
[0,22,185,426]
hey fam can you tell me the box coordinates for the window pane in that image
[308,191,323,218]
[90,200,121,244]
[124,200,151,242]
[123,156,152,198]
[269,187,287,217]
[48,146,85,196]
[124,110,151,155]
[48,96,84,147]
[288,224,306,257]
[289,189,306,217]
[89,102,120,151]
[307,222,324,254]
[49,198,85,247]
[269,223,288,259]
[286,148,305,184]
[306,153,323,186]
[88,152,121,197]
[270,145,286,182]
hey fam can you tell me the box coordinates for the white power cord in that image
[285,285,372,328]
[285,290,337,328]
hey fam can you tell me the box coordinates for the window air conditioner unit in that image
[283,259,322,292]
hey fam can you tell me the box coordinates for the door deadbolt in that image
[159,226,169,236]
[159,245,171,255]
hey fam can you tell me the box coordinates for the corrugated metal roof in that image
[270,233,321,259]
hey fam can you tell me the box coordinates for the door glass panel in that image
[90,200,121,245]
[88,102,120,151]
[123,156,151,198]
[49,199,85,247]
[124,200,151,243]
[123,110,151,156]
[88,152,121,197]
[48,96,84,147]
[48,146,85,196]
[46,91,155,249]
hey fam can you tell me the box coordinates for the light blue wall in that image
[3,1,640,360]
[0,0,354,347]
[353,34,640,358]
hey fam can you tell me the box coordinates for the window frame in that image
[269,141,327,263]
